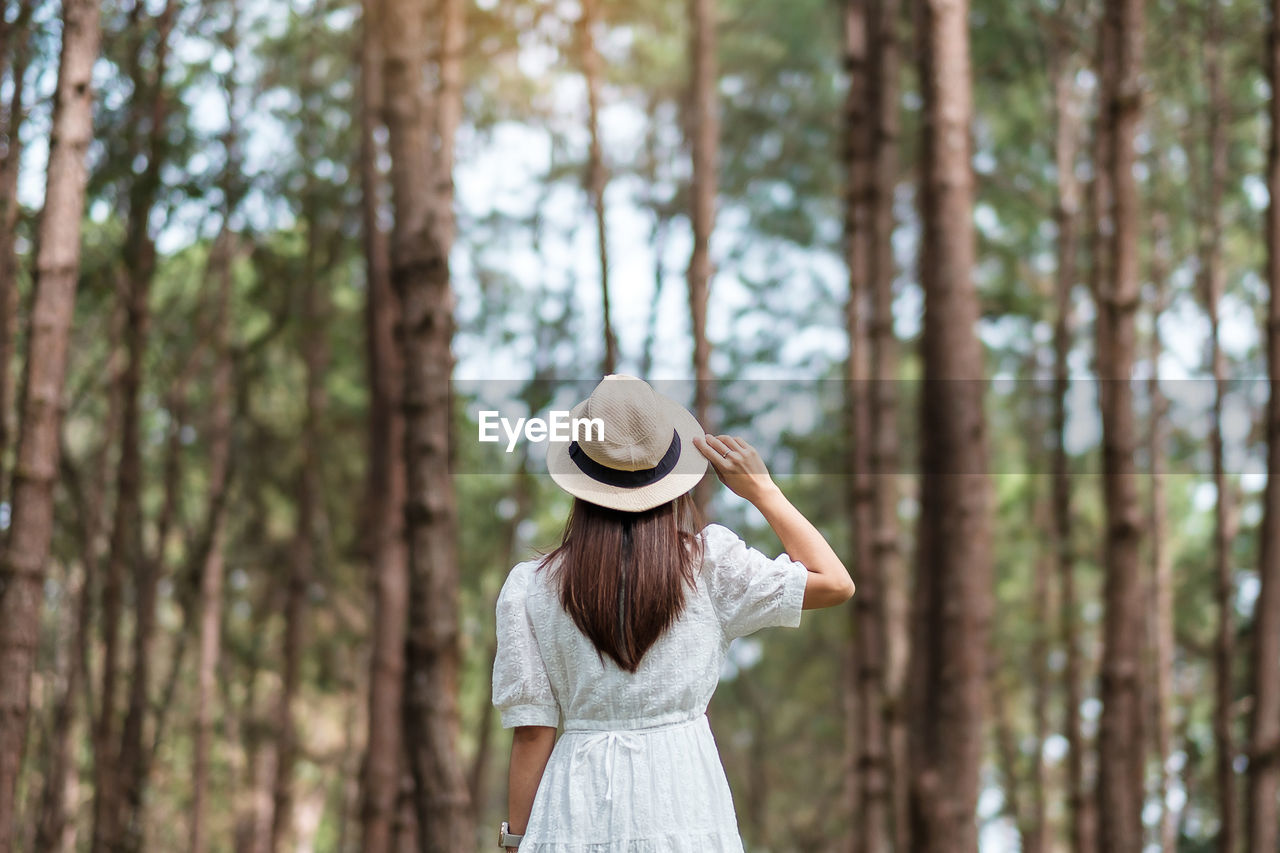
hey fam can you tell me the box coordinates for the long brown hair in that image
[538,492,706,673]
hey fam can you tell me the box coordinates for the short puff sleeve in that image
[701,523,809,640]
[491,562,560,728]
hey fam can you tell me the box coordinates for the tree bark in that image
[865,3,908,847]
[578,0,617,375]
[189,7,244,847]
[908,1,994,850]
[639,94,672,381]
[381,0,474,845]
[1049,6,1094,850]
[687,0,717,513]
[115,7,180,849]
[0,0,34,495]
[1093,0,1146,849]
[359,0,411,846]
[1247,2,1280,848]
[33,555,87,852]
[842,2,889,850]
[1146,197,1177,853]
[1026,399,1051,853]
[0,0,102,842]
[189,224,239,853]
[269,231,328,853]
[1197,5,1238,848]
[990,666,1027,845]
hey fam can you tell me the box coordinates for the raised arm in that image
[693,434,855,609]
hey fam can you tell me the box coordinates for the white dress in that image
[492,522,810,852]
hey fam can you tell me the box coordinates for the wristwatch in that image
[498,821,522,848]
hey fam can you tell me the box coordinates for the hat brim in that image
[546,394,709,512]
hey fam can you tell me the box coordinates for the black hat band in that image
[567,429,682,489]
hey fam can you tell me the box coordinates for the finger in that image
[713,435,742,461]
[703,434,733,458]
[697,436,733,470]
[721,436,747,453]
[693,435,724,467]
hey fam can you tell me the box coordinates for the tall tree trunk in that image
[0,0,34,495]
[235,585,277,853]
[1247,2,1280,847]
[381,0,473,846]
[578,0,616,374]
[116,10,179,850]
[990,667,1027,844]
[92,2,176,846]
[1146,198,1177,853]
[865,2,908,847]
[639,96,670,381]
[1197,5,1238,848]
[270,232,327,853]
[358,0,410,846]
[0,0,102,841]
[190,227,235,853]
[91,273,137,853]
[1026,409,1051,853]
[33,553,86,852]
[1050,6,1094,851]
[1093,0,1146,848]
[908,0,993,850]
[687,0,717,513]
[189,6,243,844]
[842,2,889,850]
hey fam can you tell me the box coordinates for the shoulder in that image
[497,558,551,609]
[697,522,744,559]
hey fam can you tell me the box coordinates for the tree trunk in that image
[33,555,86,852]
[230,569,276,853]
[0,0,34,495]
[1049,8,1094,851]
[908,1,994,850]
[189,233,235,853]
[990,667,1027,844]
[1247,2,1280,847]
[1093,0,1146,848]
[842,2,889,850]
[91,273,138,853]
[1197,5,1238,848]
[380,0,473,845]
[359,0,410,846]
[189,7,244,845]
[115,10,180,849]
[865,2,908,847]
[270,234,327,853]
[687,0,717,512]
[0,0,102,841]
[1146,198,1177,853]
[639,95,671,381]
[91,2,177,846]
[1026,409,1051,853]
[578,0,617,375]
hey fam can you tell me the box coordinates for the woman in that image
[493,374,854,852]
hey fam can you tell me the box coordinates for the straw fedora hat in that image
[546,374,709,512]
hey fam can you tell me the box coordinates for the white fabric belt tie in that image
[568,730,643,802]
[562,715,705,803]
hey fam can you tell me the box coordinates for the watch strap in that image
[498,821,523,847]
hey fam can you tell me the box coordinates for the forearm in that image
[752,486,852,591]
[506,726,556,842]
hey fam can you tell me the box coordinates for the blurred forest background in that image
[1,0,1279,849]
